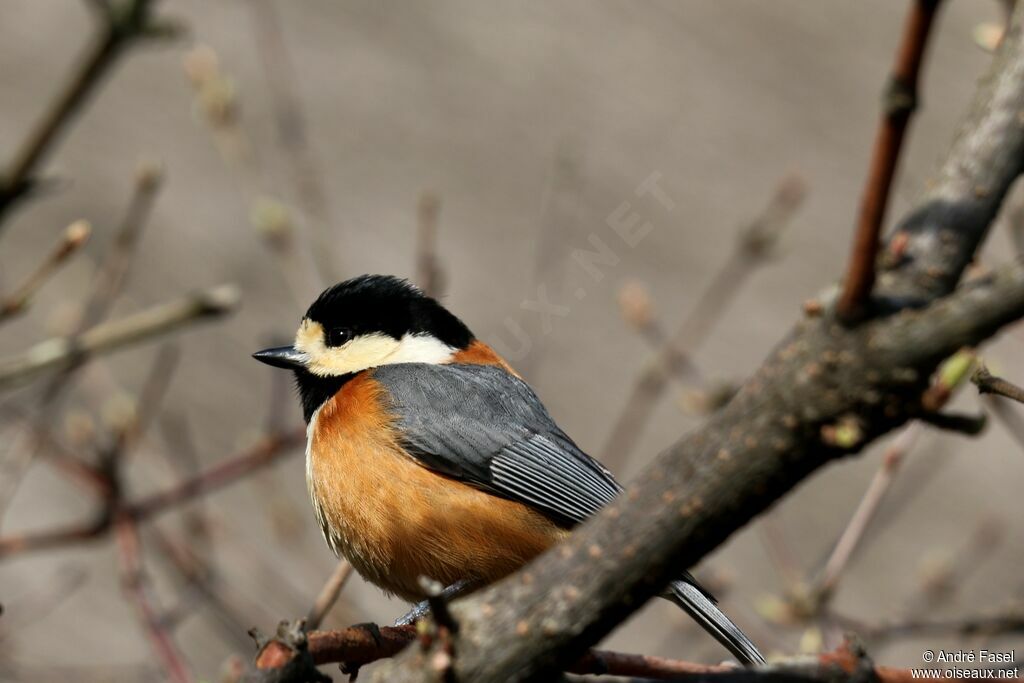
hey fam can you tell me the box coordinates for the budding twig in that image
[0,220,92,322]
[0,284,240,390]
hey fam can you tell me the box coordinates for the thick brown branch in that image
[368,5,1024,677]
[837,0,942,322]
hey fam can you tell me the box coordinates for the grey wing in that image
[369,362,622,527]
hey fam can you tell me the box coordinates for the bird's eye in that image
[326,328,353,347]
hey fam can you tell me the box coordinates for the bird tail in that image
[668,579,766,666]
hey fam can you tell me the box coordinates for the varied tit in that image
[253,274,765,665]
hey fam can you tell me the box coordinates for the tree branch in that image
[837,0,943,322]
[0,220,92,322]
[0,0,181,225]
[0,284,240,390]
[365,4,1024,679]
[0,427,304,558]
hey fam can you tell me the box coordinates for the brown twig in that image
[814,423,922,604]
[0,0,180,225]
[836,0,943,322]
[125,428,304,521]
[305,560,355,630]
[813,348,974,605]
[600,173,805,467]
[149,526,255,652]
[250,622,734,681]
[0,284,240,390]
[77,162,165,333]
[0,427,304,558]
[115,516,195,683]
[0,220,92,322]
[252,628,950,683]
[973,364,1024,404]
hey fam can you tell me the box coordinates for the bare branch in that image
[837,0,943,322]
[305,560,354,631]
[0,284,240,390]
[77,162,165,332]
[367,5,1024,676]
[0,0,181,225]
[878,3,1024,303]
[115,516,195,683]
[815,348,976,604]
[601,173,805,467]
[973,363,1024,404]
[0,427,304,558]
[0,220,92,322]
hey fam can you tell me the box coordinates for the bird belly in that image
[306,374,567,602]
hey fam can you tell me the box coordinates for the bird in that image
[253,274,765,666]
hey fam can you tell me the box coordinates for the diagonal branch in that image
[0,284,240,390]
[367,3,1024,680]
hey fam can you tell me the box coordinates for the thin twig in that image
[305,560,355,630]
[973,364,1024,404]
[600,173,805,467]
[115,516,195,683]
[76,162,165,333]
[813,348,975,605]
[149,526,255,652]
[0,220,92,322]
[836,0,943,322]
[985,393,1024,453]
[0,284,240,390]
[124,428,303,522]
[0,427,304,558]
[0,0,179,224]
[815,423,922,603]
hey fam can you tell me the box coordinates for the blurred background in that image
[1,1,1023,680]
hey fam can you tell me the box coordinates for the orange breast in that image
[306,372,566,602]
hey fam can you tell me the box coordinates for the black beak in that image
[252,345,308,370]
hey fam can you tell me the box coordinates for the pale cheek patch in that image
[295,318,456,376]
[309,333,401,377]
